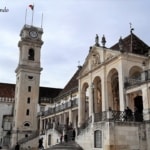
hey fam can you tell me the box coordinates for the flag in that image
[29,5,34,10]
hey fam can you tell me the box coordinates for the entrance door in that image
[134,96,143,114]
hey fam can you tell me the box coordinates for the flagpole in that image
[25,8,27,25]
[41,13,43,28]
[31,4,34,26]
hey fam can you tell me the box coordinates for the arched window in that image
[24,122,30,127]
[28,48,34,60]
[94,130,102,148]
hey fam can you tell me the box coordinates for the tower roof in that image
[110,33,149,55]
[39,87,62,100]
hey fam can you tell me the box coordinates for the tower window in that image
[28,76,33,80]
[25,134,28,138]
[26,109,30,116]
[28,48,34,60]
[28,86,31,92]
[27,97,30,104]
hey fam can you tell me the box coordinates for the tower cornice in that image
[15,65,43,73]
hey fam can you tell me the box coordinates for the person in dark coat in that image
[72,128,76,141]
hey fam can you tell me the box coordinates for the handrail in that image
[94,110,143,122]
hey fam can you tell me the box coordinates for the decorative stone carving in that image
[92,53,100,67]
[106,53,113,60]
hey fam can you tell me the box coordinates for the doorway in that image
[134,96,143,114]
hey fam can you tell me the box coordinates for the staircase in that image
[46,141,83,150]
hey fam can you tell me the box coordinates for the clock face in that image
[29,31,38,38]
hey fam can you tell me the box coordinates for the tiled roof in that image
[110,33,149,55]
[0,83,62,103]
[0,83,15,98]
[39,87,62,99]
[56,66,82,98]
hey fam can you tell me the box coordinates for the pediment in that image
[80,61,89,76]
[79,47,101,76]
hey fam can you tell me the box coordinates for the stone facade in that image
[0,26,150,150]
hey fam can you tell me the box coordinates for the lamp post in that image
[15,128,20,150]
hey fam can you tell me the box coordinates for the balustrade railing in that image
[40,98,78,117]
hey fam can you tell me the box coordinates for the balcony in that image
[41,98,78,117]
[124,69,150,88]
[94,110,143,122]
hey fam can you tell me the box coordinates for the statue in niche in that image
[111,78,119,111]
[92,53,100,66]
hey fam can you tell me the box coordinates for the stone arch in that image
[129,66,142,78]
[81,82,89,121]
[107,68,120,111]
[93,76,102,113]
[23,121,31,127]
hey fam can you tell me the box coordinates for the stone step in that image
[47,141,83,150]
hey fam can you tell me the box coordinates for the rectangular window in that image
[27,97,30,104]
[94,130,102,148]
[28,86,31,92]
[48,134,51,145]
[3,121,11,131]
[26,109,30,116]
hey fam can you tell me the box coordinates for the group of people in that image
[60,128,76,143]
[123,106,142,121]
[124,107,133,121]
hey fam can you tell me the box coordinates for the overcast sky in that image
[0,0,150,88]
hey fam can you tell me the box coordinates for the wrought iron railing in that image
[94,110,143,122]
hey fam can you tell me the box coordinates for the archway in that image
[107,69,120,111]
[134,96,143,114]
[81,83,89,121]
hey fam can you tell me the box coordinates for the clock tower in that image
[11,24,43,146]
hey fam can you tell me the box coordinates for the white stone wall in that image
[40,129,61,149]
[0,102,13,127]
[0,102,13,146]
[76,125,93,150]
[75,122,146,150]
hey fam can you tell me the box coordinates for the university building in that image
[0,23,150,150]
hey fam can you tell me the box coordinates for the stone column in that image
[78,79,82,127]
[89,83,94,116]
[69,109,73,125]
[118,61,126,111]
[142,86,150,120]
[101,66,108,111]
